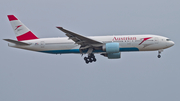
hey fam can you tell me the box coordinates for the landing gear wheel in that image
[157,50,163,58]
[85,60,89,64]
[93,58,96,62]
[84,53,97,64]
[84,57,89,64]
[89,58,92,63]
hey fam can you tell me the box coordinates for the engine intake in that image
[101,42,121,59]
[103,42,119,53]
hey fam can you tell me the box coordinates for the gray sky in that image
[0,0,180,101]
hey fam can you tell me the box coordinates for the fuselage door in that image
[40,41,45,48]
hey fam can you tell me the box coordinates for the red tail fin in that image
[7,15,38,41]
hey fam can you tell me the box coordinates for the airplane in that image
[4,15,174,64]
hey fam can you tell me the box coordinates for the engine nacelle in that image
[101,52,121,59]
[108,53,121,59]
[103,42,120,53]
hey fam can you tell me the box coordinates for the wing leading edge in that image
[56,27,103,54]
[56,27,102,47]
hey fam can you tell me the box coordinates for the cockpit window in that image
[166,39,171,41]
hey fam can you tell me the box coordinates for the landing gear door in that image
[154,37,159,44]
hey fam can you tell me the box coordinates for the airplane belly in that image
[138,44,162,51]
[38,43,80,54]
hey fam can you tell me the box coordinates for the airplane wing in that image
[56,27,102,48]
[3,39,31,46]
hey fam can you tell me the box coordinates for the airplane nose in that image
[171,41,175,46]
[167,41,175,47]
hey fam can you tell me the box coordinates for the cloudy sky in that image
[0,0,179,101]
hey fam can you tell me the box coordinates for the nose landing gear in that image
[84,53,96,64]
[157,50,163,58]
[158,54,161,58]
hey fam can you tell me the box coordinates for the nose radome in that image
[166,41,174,48]
[168,41,174,47]
[171,41,175,46]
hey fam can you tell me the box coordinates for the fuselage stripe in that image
[39,47,139,54]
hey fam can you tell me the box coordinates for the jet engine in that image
[102,42,121,59]
[102,42,119,53]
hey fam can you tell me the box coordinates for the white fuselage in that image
[5,15,175,63]
[8,35,174,54]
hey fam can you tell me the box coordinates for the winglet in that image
[56,26,65,32]
[56,26,63,30]
[56,26,62,28]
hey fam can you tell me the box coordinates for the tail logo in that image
[15,25,22,30]
[139,37,152,45]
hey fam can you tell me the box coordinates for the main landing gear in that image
[157,50,163,58]
[84,54,96,64]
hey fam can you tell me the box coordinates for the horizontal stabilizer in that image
[3,39,31,45]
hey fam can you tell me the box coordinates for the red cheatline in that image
[139,37,152,45]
